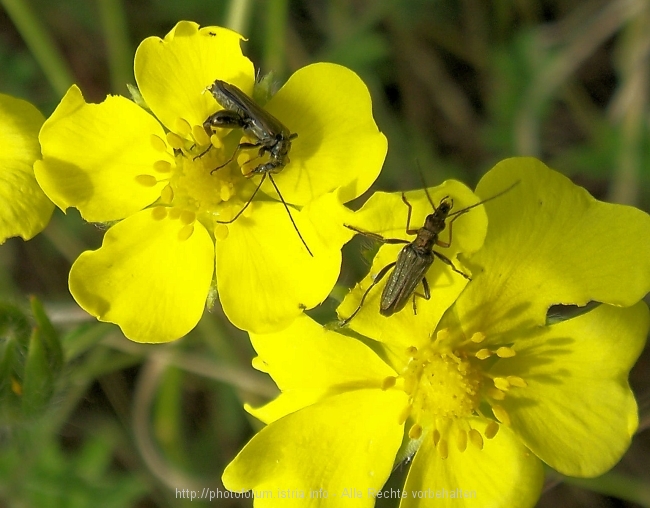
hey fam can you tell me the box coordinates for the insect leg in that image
[215,172,267,224]
[437,207,462,249]
[267,174,314,257]
[193,144,213,161]
[401,193,419,235]
[422,276,431,299]
[344,225,410,245]
[402,192,422,235]
[433,251,471,280]
[340,261,397,326]
[197,110,249,161]
[411,276,431,315]
[211,141,261,174]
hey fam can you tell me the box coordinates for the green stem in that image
[97,0,132,94]
[225,0,252,36]
[608,1,650,205]
[0,0,75,97]
[264,0,289,75]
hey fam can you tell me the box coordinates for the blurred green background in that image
[1,0,650,506]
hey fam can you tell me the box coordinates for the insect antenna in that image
[414,160,438,212]
[215,172,314,257]
[215,173,266,224]
[447,180,520,220]
[268,174,314,257]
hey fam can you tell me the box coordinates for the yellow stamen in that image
[496,346,516,358]
[166,132,185,150]
[210,133,223,149]
[151,206,168,221]
[493,377,510,391]
[507,376,527,387]
[437,439,449,459]
[468,428,483,450]
[484,421,499,439]
[475,349,491,360]
[214,224,229,240]
[219,183,233,202]
[408,423,422,440]
[174,118,191,137]
[492,405,511,425]
[486,387,506,400]
[382,376,396,390]
[456,429,467,452]
[237,153,252,171]
[178,224,194,241]
[169,208,182,220]
[135,174,158,187]
[154,160,172,173]
[150,134,167,152]
[193,124,211,146]
[436,328,450,342]
[160,185,174,204]
[180,210,196,225]
[242,201,254,218]
[432,429,441,446]
[470,332,486,343]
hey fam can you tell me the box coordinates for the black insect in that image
[340,181,519,325]
[203,79,311,256]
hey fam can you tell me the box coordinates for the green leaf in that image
[22,328,54,418]
[62,322,113,362]
[30,296,63,374]
[0,302,31,419]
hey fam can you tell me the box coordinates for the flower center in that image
[140,116,266,240]
[385,328,527,458]
[408,348,481,424]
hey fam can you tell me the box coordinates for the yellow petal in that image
[135,21,255,133]
[402,419,543,508]
[460,157,650,336]
[34,85,168,222]
[491,302,648,477]
[69,208,214,342]
[338,180,487,348]
[264,62,387,205]
[216,200,341,333]
[223,388,406,507]
[301,188,358,248]
[247,314,399,423]
[0,93,53,243]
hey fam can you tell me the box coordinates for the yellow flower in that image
[33,21,387,341]
[0,93,53,244]
[223,158,650,507]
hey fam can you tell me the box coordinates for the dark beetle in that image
[341,181,519,325]
[203,79,297,175]
[203,79,311,256]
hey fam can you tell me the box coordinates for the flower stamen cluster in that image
[141,120,257,234]
[383,326,526,459]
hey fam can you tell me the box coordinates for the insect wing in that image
[208,80,248,117]
[380,244,433,316]
[209,80,287,142]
